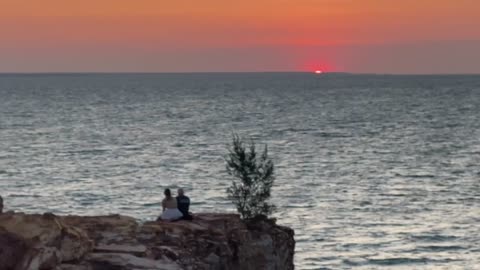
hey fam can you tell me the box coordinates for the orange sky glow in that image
[1,0,480,73]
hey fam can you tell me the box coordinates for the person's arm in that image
[186,196,190,213]
[162,199,166,212]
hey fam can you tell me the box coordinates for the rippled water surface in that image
[1,73,480,269]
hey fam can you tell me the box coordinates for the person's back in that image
[176,195,190,216]
[162,197,177,210]
[176,188,192,220]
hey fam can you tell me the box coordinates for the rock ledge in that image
[0,212,294,270]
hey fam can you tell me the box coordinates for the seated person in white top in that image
[159,188,183,221]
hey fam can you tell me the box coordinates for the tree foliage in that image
[225,134,276,219]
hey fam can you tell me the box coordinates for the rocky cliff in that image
[0,211,294,270]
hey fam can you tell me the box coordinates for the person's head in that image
[164,188,172,199]
[178,188,184,196]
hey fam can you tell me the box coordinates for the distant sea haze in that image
[1,73,479,268]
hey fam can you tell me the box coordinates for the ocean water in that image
[1,73,480,269]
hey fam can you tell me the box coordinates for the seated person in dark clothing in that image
[176,188,192,220]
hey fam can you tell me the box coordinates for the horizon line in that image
[1,71,480,76]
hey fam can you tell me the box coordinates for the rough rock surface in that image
[0,211,295,270]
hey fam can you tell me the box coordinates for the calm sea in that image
[1,73,479,269]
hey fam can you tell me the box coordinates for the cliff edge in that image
[0,211,294,270]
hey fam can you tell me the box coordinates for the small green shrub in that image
[225,134,276,219]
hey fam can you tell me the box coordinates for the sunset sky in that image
[1,0,480,73]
